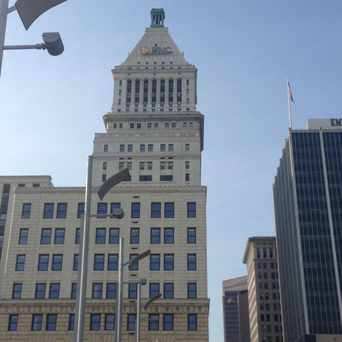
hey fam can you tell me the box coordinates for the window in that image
[164,254,174,271]
[130,228,140,244]
[150,227,161,244]
[164,202,174,218]
[90,313,101,331]
[127,144,133,152]
[97,202,108,218]
[8,314,18,331]
[164,228,174,244]
[160,175,173,182]
[15,254,25,271]
[77,202,85,218]
[150,254,160,271]
[95,228,106,244]
[139,161,145,171]
[94,254,105,271]
[139,175,152,182]
[75,228,80,244]
[147,161,153,170]
[185,143,190,152]
[108,254,119,271]
[168,161,174,170]
[187,227,197,244]
[73,254,79,271]
[185,161,190,169]
[129,254,139,271]
[68,313,75,331]
[119,144,125,152]
[43,203,54,219]
[151,202,161,218]
[187,254,197,271]
[160,144,166,152]
[105,314,115,330]
[148,144,153,152]
[106,282,117,299]
[140,144,145,152]
[46,314,57,331]
[21,203,31,218]
[187,282,197,299]
[35,283,46,299]
[92,282,103,299]
[148,314,159,331]
[31,314,43,331]
[54,228,65,244]
[51,254,63,271]
[40,228,52,245]
[163,282,174,299]
[131,202,140,218]
[127,313,136,331]
[163,313,174,331]
[188,313,198,331]
[168,144,174,152]
[109,228,120,244]
[185,173,190,182]
[18,228,29,245]
[49,283,60,299]
[110,202,121,215]
[104,144,108,152]
[71,282,77,299]
[149,283,160,298]
[37,254,49,271]
[128,282,137,299]
[56,203,67,219]
[187,202,196,218]
[12,283,22,299]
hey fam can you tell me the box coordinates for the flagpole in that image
[287,81,294,129]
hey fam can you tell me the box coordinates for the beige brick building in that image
[0,8,209,342]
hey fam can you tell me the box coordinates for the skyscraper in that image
[0,9,209,341]
[274,119,342,342]
[222,276,250,342]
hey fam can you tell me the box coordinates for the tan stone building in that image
[0,8,209,342]
[243,237,283,342]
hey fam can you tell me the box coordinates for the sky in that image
[1,0,342,340]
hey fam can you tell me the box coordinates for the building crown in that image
[151,8,165,27]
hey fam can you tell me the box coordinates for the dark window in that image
[149,282,160,298]
[31,314,43,331]
[56,203,67,219]
[129,254,139,271]
[128,282,137,299]
[43,203,54,219]
[108,254,118,271]
[105,314,115,330]
[17,228,28,245]
[164,202,175,218]
[71,282,77,299]
[150,227,161,244]
[75,228,80,244]
[49,283,60,299]
[160,175,173,182]
[68,313,75,331]
[127,313,136,331]
[21,203,31,219]
[90,313,101,331]
[51,254,63,271]
[97,202,108,218]
[187,282,197,299]
[77,202,85,218]
[139,175,152,182]
[163,313,174,331]
[187,202,196,218]
[131,202,140,218]
[12,283,22,299]
[15,254,25,271]
[106,282,117,299]
[54,228,65,244]
[188,314,198,331]
[95,228,106,244]
[148,314,159,331]
[187,254,197,271]
[8,314,18,331]
[151,202,161,218]
[94,254,105,271]
[110,202,121,216]
[40,228,52,245]
[163,282,174,299]
[104,144,108,152]
[130,228,140,244]
[150,254,160,271]
[38,254,49,271]
[35,283,46,299]
[187,227,197,244]
[109,227,120,244]
[73,254,79,271]
[164,254,174,271]
[164,227,174,244]
[46,314,57,331]
[92,282,103,299]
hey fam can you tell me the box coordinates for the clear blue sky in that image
[1,0,342,340]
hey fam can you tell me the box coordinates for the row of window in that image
[18,226,197,246]
[107,120,196,130]
[7,312,198,332]
[15,253,198,272]
[21,201,198,219]
[104,142,191,153]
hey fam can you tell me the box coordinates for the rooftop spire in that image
[151,8,165,27]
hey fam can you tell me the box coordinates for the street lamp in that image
[0,0,66,76]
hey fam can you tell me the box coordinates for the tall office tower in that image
[274,119,342,342]
[222,276,250,342]
[243,237,283,342]
[0,9,209,341]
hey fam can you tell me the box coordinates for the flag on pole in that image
[288,81,295,104]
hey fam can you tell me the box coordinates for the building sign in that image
[331,119,342,127]
[140,45,172,56]
[307,118,342,129]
